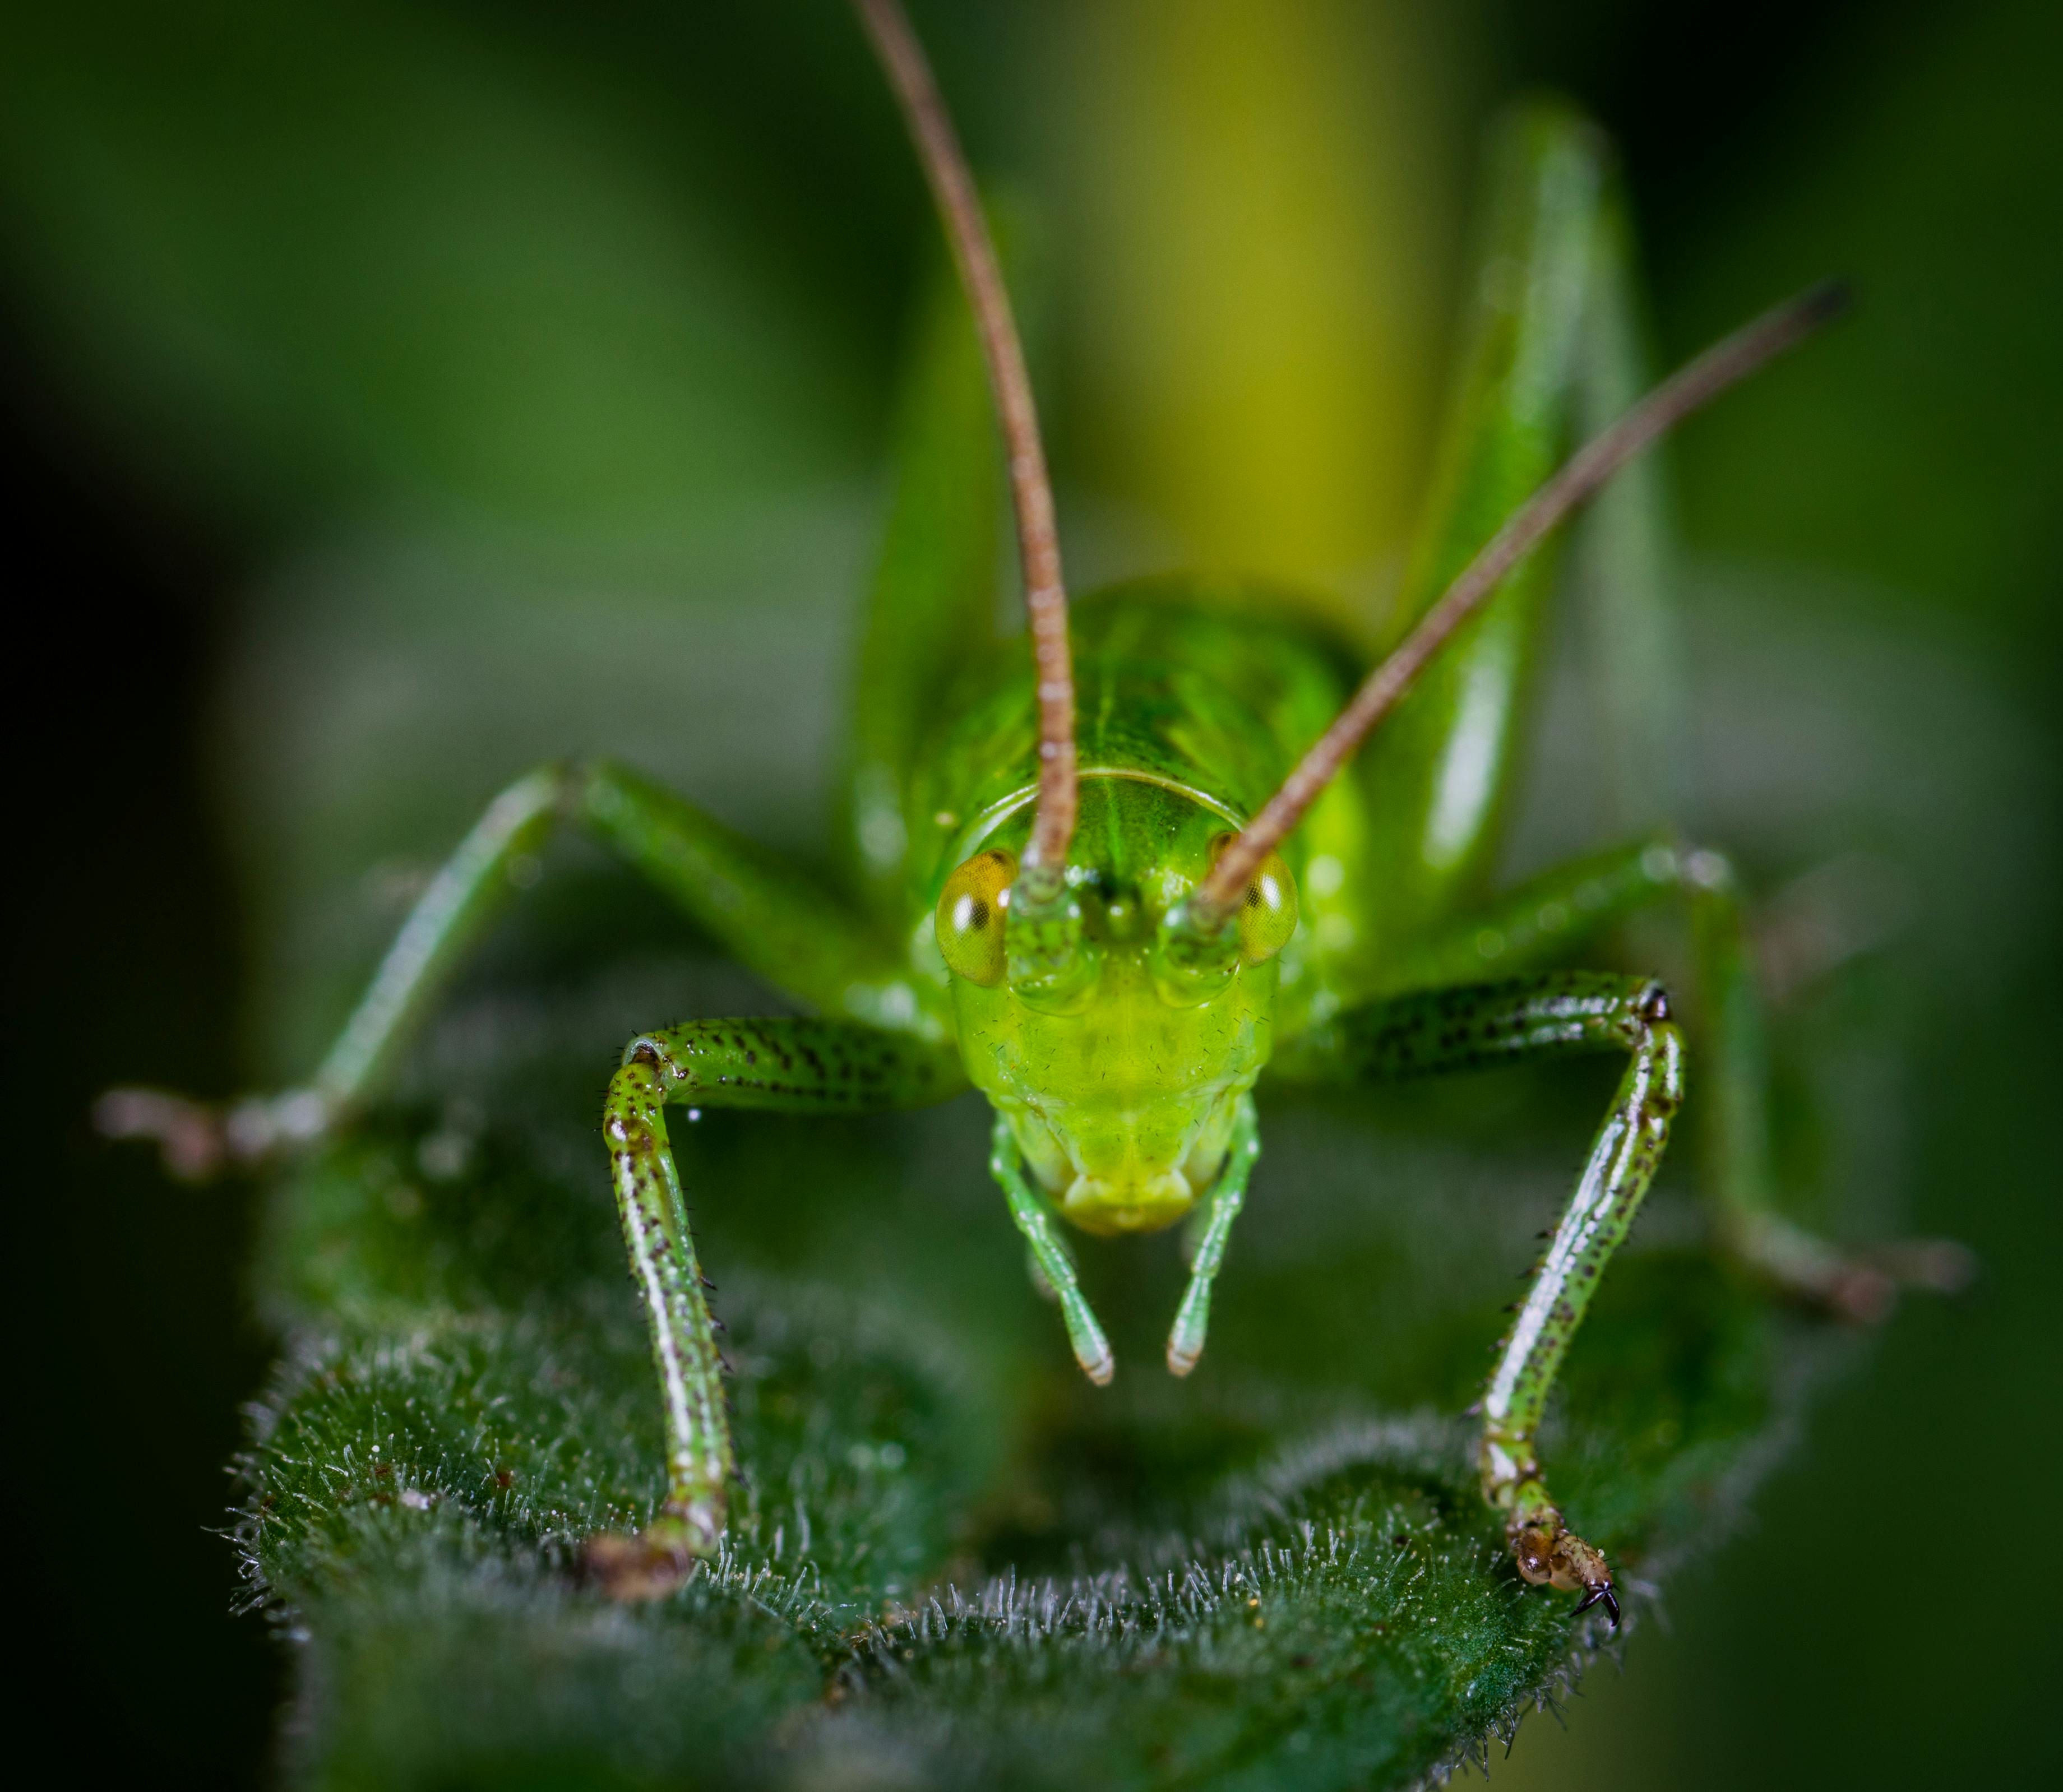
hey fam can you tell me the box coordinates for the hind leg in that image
[1366,838,1972,1317]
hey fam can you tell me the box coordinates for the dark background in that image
[6,1,2056,1784]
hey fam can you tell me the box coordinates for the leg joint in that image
[621,1032,694,1087]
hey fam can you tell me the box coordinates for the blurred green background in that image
[5,0,2056,1784]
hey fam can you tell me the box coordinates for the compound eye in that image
[1209,834,1299,964]
[935,849,1016,986]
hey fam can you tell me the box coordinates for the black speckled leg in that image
[586,1017,960,1599]
[1275,972,1685,1623]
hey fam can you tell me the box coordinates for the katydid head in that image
[935,779,1296,1235]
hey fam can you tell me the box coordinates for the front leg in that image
[1276,972,1686,1623]
[582,1017,961,1600]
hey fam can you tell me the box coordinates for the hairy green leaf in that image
[225,557,1981,1791]
[240,1021,1826,1790]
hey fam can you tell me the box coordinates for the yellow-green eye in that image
[1210,834,1299,964]
[935,849,1016,985]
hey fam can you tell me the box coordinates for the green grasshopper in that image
[104,0,1963,1618]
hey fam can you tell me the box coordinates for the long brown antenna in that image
[1192,279,1850,924]
[852,0,1076,887]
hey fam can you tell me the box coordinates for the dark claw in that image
[1574,1582,1621,1627]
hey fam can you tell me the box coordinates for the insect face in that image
[937,780,1292,1235]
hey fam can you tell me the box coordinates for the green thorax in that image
[907,577,1352,879]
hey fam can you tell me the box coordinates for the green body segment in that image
[841,242,1001,923]
[909,581,1359,885]
[1357,105,1607,952]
